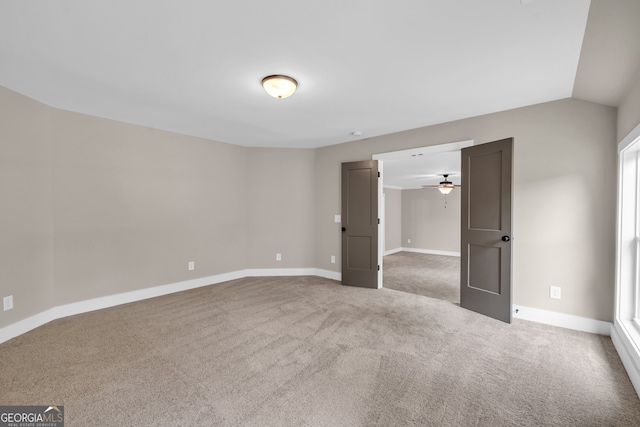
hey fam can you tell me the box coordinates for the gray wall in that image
[0,84,625,329]
[401,188,460,253]
[247,148,316,268]
[383,188,402,252]
[50,108,250,305]
[0,85,317,328]
[0,86,55,326]
[315,98,616,321]
[618,72,640,141]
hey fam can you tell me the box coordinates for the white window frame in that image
[614,122,640,396]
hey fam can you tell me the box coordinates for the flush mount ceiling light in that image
[262,75,297,99]
[438,174,455,195]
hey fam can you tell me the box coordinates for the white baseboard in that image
[0,268,326,345]
[384,248,403,256]
[247,268,341,281]
[1,269,614,347]
[611,321,640,398]
[246,268,317,277]
[55,270,249,320]
[314,268,341,281]
[0,308,59,346]
[513,304,612,336]
[401,247,461,257]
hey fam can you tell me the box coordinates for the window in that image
[615,123,640,392]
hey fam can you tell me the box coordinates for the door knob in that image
[501,235,510,242]
[342,227,346,232]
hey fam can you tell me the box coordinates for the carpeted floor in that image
[1,256,640,426]
[383,251,460,304]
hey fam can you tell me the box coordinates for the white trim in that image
[314,268,341,281]
[383,185,403,190]
[55,271,249,317]
[611,321,640,397]
[378,160,384,289]
[619,121,640,152]
[245,268,318,277]
[401,247,461,257]
[614,121,640,398]
[384,248,404,256]
[513,304,612,336]
[0,268,333,345]
[0,308,59,346]
[372,139,474,161]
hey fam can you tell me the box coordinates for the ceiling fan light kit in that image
[438,182,455,195]
[438,174,455,195]
[421,174,458,195]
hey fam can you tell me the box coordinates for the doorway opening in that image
[372,140,473,303]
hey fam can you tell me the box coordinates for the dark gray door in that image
[460,138,513,323]
[341,160,379,289]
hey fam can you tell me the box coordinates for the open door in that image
[460,138,513,323]
[341,160,380,289]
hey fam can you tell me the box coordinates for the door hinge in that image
[378,265,380,271]
[378,171,380,178]
[378,218,380,224]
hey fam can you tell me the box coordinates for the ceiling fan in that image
[421,174,460,195]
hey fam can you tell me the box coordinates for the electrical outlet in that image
[331,255,336,264]
[188,261,195,271]
[3,295,13,311]
[550,286,561,299]
[276,253,282,261]
[407,238,411,244]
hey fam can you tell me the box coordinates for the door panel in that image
[469,151,503,230]
[342,160,379,289]
[461,138,513,323]
[468,243,501,294]
[347,236,373,270]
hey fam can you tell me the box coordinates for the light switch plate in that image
[334,215,341,223]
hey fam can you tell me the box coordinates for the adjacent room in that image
[380,144,464,304]
[2,1,640,425]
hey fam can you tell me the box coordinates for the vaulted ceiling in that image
[2,1,638,151]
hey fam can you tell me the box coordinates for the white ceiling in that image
[0,0,595,149]
[374,141,472,189]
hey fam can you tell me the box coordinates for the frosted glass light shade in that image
[262,75,297,99]
[438,182,455,195]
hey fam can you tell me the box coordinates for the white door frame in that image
[371,140,474,290]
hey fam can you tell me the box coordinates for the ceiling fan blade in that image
[421,185,463,189]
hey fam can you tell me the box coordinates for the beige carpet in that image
[383,251,460,304]
[1,268,640,425]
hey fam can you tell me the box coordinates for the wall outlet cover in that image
[3,295,13,311]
